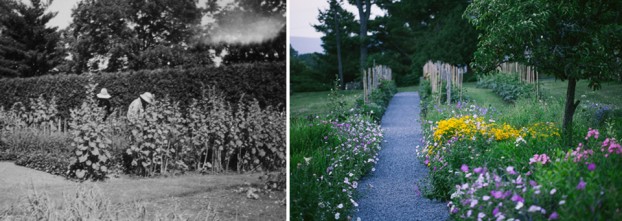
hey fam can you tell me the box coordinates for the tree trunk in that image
[562,76,580,147]
[334,11,344,90]
[355,0,371,74]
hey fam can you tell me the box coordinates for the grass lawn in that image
[0,162,284,220]
[290,86,418,117]
[290,90,361,117]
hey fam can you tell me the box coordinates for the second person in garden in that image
[127,92,154,123]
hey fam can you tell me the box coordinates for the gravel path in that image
[355,92,449,221]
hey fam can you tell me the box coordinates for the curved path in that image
[355,92,449,221]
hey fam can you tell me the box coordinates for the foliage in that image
[67,0,203,73]
[313,0,360,85]
[0,0,64,78]
[123,87,286,177]
[0,129,72,176]
[290,47,331,93]
[477,73,536,103]
[464,0,622,145]
[0,62,285,119]
[67,78,112,181]
[420,100,563,200]
[290,115,383,220]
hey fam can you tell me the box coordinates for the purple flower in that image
[461,164,469,173]
[490,190,504,199]
[492,207,500,216]
[511,193,525,203]
[548,211,559,220]
[474,167,484,174]
[577,179,586,190]
[451,207,459,214]
[506,166,517,175]
[529,180,538,187]
[587,163,596,171]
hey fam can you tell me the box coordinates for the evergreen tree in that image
[0,0,63,77]
[314,0,359,86]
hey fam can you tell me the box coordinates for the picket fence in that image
[423,61,467,104]
[363,65,392,103]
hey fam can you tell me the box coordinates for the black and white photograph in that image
[0,0,285,220]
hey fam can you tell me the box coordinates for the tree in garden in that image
[70,0,134,73]
[314,0,359,87]
[0,0,63,77]
[348,0,374,72]
[464,0,622,146]
[69,0,202,73]
[369,0,478,85]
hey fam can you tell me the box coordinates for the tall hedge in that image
[0,62,285,118]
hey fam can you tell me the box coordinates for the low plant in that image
[477,72,536,103]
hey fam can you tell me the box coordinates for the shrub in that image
[0,129,72,176]
[477,72,535,103]
[0,62,285,119]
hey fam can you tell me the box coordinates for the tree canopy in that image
[464,0,622,145]
[0,0,63,77]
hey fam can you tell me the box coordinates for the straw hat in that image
[97,88,111,99]
[140,92,154,104]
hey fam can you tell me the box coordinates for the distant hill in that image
[290,36,323,54]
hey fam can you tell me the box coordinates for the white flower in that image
[482,196,490,201]
[515,202,524,210]
[350,198,359,207]
[470,199,479,208]
[337,203,343,209]
[335,212,340,220]
[550,189,556,195]
[559,200,565,205]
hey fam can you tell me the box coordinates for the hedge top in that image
[0,62,285,119]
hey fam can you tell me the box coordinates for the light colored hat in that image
[97,88,111,99]
[140,92,154,104]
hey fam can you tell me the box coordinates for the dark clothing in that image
[97,98,112,121]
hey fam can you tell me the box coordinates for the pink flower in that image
[530,154,551,165]
[576,179,586,190]
[506,166,517,175]
[548,211,559,220]
[461,164,469,173]
[587,163,596,171]
[585,128,600,140]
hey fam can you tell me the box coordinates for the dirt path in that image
[0,161,285,220]
[355,92,449,220]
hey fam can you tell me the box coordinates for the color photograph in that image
[290,0,622,220]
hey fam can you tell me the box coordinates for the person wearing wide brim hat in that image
[127,92,155,123]
[97,88,113,121]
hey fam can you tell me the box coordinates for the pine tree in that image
[0,0,63,77]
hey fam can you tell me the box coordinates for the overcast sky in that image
[22,0,220,30]
[290,0,384,38]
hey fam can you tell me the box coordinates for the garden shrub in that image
[0,62,285,119]
[477,72,535,103]
[0,129,72,176]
